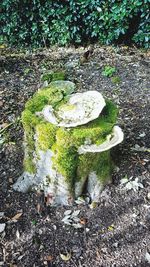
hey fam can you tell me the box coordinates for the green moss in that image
[49,81,75,96]
[21,110,43,174]
[111,76,121,84]
[24,81,75,116]
[72,100,118,146]
[101,100,118,124]
[24,157,36,174]
[21,111,41,174]
[25,94,49,113]
[94,151,113,183]
[77,151,112,185]
[25,88,63,113]
[52,128,77,191]
[36,122,57,151]
[53,145,77,191]
[21,83,118,189]
[77,154,95,180]
[41,71,66,83]
[51,71,66,81]
[21,81,76,175]
[22,110,42,127]
[50,99,117,190]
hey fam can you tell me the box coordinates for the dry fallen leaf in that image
[71,210,80,218]
[60,252,71,261]
[46,255,53,261]
[72,223,83,229]
[108,224,115,231]
[37,203,41,213]
[44,194,54,206]
[64,210,72,216]
[16,229,20,239]
[80,218,87,225]
[89,201,97,209]
[145,252,150,263]
[11,213,22,221]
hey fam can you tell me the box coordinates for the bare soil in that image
[0,45,150,267]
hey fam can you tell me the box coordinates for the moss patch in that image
[77,151,112,184]
[21,81,75,175]
[36,122,57,151]
[24,157,36,174]
[50,100,117,190]
[41,71,66,83]
[111,76,121,84]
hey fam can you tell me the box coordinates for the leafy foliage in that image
[102,66,116,77]
[1,0,150,47]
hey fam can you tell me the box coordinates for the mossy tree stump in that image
[13,81,123,205]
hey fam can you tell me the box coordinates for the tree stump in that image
[13,81,124,205]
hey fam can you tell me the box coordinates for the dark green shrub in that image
[1,0,150,48]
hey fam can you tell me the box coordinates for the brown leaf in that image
[80,218,87,225]
[11,212,22,221]
[44,194,54,206]
[60,252,71,261]
[37,203,41,213]
[46,255,53,261]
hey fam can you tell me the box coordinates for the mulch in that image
[0,45,150,267]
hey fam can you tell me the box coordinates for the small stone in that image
[53,225,57,230]
[9,177,13,184]
[147,192,150,200]
[38,229,43,235]
[0,223,6,233]
[43,81,48,87]
[101,247,107,253]
[145,252,150,263]
[0,212,4,218]
[112,242,119,248]
[65,60,79,69]
[146,211,150,221]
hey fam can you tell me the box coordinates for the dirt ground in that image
[0,45,150,267]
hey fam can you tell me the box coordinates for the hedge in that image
[1,0,150,48]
